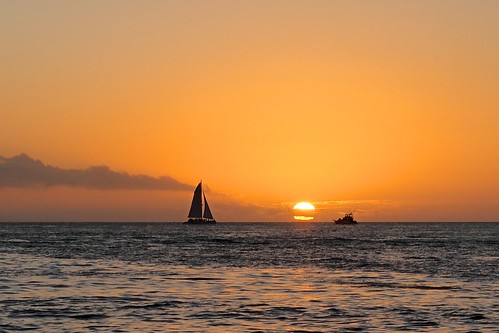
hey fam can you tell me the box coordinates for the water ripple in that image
[0,222,497,332]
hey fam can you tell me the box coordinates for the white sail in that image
[187,182,203,218]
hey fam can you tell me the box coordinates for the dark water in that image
[0,222,497,332]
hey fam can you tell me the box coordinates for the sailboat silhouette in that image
[184,181,216,224]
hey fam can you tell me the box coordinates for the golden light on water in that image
[294,215,314,221]
[293,202,315,221]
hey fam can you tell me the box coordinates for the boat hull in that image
[183,218,216,224]
[335,220,357,225]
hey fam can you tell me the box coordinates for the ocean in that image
[0,222,497,332]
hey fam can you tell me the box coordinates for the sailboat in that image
[184,181,216,224]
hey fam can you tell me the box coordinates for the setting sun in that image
[293,202,315,221]
[294,202,315,210]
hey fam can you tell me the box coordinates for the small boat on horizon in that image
[334,213,358,225]
[184,181,216,224]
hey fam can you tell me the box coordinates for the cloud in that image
[0,154,191,191]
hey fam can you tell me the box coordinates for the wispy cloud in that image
[280,199,394,210]
[312,199,395,208]
[0,154,191,191]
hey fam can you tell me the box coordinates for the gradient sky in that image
[1,0,498,222]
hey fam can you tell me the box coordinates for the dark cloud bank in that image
[0,154,191,190]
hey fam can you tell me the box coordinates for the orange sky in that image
[1,1,498,222]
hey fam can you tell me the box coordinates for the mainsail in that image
[187,183,203,218]
[186,182,216,223]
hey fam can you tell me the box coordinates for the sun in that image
[294,202,315,210]
[293,201,315,221]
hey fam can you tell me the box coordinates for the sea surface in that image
[0,222,497,332]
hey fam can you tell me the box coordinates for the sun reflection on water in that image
[1,253,495,332]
